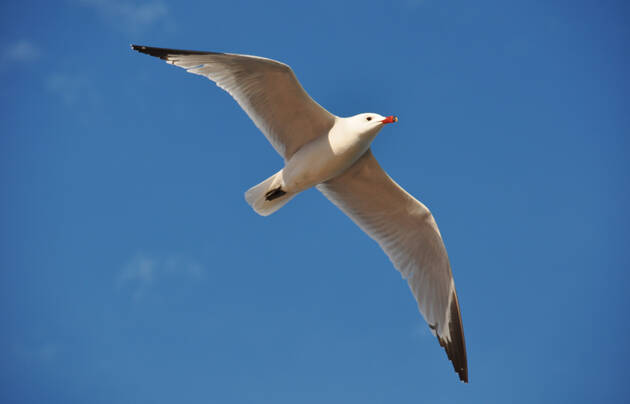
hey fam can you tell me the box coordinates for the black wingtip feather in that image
[130,44,223,60]
[437,290,468,383]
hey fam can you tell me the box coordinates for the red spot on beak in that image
[381,115,398,124]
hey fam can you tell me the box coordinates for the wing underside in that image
[318,150,468,382]
[132,44,335,160]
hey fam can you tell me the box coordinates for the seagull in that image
[131,44,468,383]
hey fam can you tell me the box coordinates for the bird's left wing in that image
[131,45,335,160]
[317,150,468,382]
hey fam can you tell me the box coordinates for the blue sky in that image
[1,0,629,403]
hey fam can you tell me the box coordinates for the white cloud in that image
[0,39,41,70]
[118,252,205,299]
[78,0,169,32]
[5,39,41,63]
[120,254,157,285]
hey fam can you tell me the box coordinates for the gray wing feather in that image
[132,45,335,159]
[317,150,468,382]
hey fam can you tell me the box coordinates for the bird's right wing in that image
[317,150,468,382]
[132,45,336,160]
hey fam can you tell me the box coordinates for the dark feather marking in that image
[265,187,286,201]
[437,290,468,383]
[131,44,224,60]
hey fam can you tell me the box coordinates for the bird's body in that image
[281,115,381,195]
[132,44,469,383]
[245,113,391,216]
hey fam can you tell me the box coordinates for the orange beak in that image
[381,115,398,124]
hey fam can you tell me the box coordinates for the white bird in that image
[132,44,468,382]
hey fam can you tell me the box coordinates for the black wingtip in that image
[130,44,222,60]
[437,290,469,383]
[130,44,170,60]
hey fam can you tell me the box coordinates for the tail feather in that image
[245,171,296,216]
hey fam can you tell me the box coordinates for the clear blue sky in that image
[1,1,629,403]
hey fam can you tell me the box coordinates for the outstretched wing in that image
[318,150,468,382]
[132,44,335,160]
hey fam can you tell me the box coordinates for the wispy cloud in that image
[0,39,41,69]
[77,0,169,32]
[118,252,205,299]
[5,39,41,63]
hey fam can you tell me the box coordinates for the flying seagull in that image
[131,44,468,382]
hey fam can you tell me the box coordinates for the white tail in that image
[245,170,297,216]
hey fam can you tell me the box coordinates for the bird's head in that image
[348,113,398,138]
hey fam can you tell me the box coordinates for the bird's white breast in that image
[281,119,377,192]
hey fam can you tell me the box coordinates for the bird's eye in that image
[366,116,372,121]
